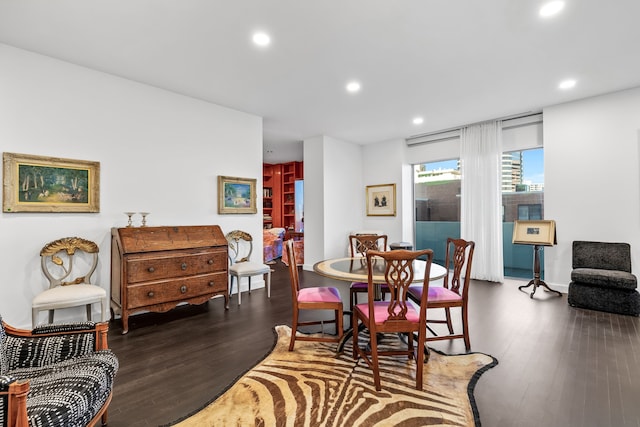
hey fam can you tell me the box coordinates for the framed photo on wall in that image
[366,183,396,216]
[218,175,257,214]
[512,220,557,246]
[3,152,100,213]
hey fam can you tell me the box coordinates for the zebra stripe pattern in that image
[172,325,497,427]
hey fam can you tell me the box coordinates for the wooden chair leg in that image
[370,332,381,391]
[462,305,471,351]
[445,307,454,334]
[352,312,359,359]
[289,309,299,351]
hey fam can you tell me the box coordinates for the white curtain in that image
[460,121,504,282]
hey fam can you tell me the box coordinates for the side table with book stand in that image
[513,220,562,299]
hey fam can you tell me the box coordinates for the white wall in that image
[302,135,363,268]
[0,44,264,328]
[544,87,640,289]
[361,138,406,244]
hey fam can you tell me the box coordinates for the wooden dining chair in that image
[408,237,475,351]
[349,234,388,310]
[285,239,344,351]
[352,248,433,391]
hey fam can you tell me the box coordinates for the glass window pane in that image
[503,147,544,279]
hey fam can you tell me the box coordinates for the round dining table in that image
[314,256,447,287]
[313,255,447,352]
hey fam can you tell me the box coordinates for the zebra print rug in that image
[170,325,497,427]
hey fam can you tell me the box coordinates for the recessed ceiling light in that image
[539,1,565,17]
[558,79,576,90]
[346,81,361,93]
[413,117,424,125]
[252,32,271,47]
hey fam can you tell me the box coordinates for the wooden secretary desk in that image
[111,225,229,334]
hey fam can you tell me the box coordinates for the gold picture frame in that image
[366,183,396,216]
[3,152,100,213]
[218,175,257,214]
[512,220,557,246]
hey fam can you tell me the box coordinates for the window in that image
[414,159,461,264]
[503,147,544,278]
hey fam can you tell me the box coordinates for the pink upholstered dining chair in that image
[408,237,475,351]
[348,234,388,310]
[285,239,344,351]
[352,248,434,391]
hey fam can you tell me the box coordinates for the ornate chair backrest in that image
[443,238,475,299]
[365,248,433,327]
[284,239,301,302]
[40,237,99,288]
[349,234,388,257]
[225,230,254,265]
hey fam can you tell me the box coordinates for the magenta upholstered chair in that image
[285,239,343,351]
[348,234,388,310]
[352,248,434,391]
[408,237,475,351]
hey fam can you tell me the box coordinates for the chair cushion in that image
[350,281,389,291]
[298,287,342,303]
[32,284,106,307]
[9,350,118,427]
[355,301,420,324]
[571,268,637,290]
[408,285,463,304]
[229,261,270,276]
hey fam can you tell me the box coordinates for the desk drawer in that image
[126,272,227,309]
[126,248,226,284]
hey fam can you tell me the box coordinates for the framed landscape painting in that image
[3,152,100,213]
[218,175,257,214]
[366,183,396,216]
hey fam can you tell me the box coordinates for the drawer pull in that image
[208,259,214,265]
[208,281,214,286]
[147,291,155,298]
[180,285,187,293]
[181,263,187,270]
[148,267,155,273]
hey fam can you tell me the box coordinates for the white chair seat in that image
[226,230,273,305]
[229,262,270,276]
[33,237,109,327]
[33,285,107,308]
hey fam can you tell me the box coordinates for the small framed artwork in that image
[512,220,557,246]
[366,183,396,216]
[218,175,257,214]
[3,152,100,213]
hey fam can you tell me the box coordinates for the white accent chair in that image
[226,230,272,305]
[32,237,108,327]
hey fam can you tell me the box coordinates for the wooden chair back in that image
[444,238,475,300]
[349,234,388,257]
[365,249,433,333]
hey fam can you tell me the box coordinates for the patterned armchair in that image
[0,315,118,427]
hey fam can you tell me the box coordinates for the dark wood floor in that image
[106,261,640,427]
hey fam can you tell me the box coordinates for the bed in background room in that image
[263,227,285,264]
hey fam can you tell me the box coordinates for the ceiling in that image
[1,1,639,163]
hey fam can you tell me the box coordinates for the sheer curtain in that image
[460,121,504,282]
